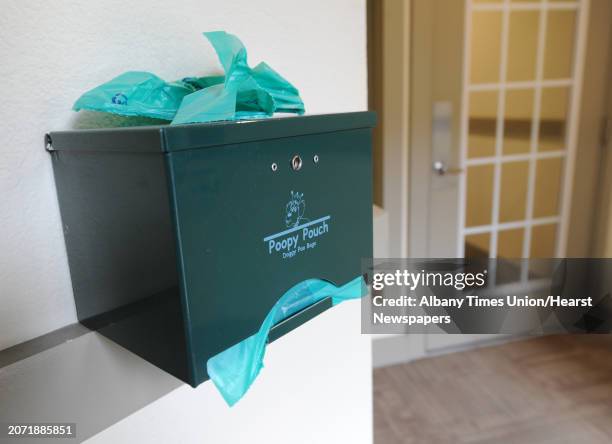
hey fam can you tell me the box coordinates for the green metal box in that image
[47,112,374,386]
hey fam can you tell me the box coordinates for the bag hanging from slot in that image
[206,276,366,406]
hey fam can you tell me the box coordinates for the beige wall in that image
[368,0,384,207]
[592,17,612,257]
[377,0,411,257]
[570,0,612,257]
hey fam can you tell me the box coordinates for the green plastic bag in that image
[172,31,304,124]
[73,71,195,121]
[72,32,305,124]
[206,276,366,406]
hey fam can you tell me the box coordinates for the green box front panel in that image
[166,129,373,385]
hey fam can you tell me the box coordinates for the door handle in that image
[432,161,463,176]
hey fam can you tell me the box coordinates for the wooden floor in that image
[374,335,612,443]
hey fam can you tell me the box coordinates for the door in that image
[410,0,591,351]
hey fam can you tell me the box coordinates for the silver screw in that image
[44,134,53,151]
[313,154,319,164]
[271,162,278,172]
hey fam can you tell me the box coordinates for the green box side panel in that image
[167,128,373,385]
[50,150,190,382]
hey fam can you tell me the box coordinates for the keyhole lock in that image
[291,154,303,171]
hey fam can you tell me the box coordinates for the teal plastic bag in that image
[206,276,366,406]
[72,31,304,124]
[73,71,196,121]
[172,31,304,124]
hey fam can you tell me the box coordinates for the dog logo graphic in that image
[285,191,309,228]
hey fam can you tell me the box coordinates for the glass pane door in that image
[459,0,586,284]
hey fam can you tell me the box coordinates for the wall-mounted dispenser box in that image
[47,112,374,387]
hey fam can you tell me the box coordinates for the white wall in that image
[85,302,371,444]
[1,302,371,444]
[0,0,368,349]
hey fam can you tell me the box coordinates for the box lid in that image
[47,112,376,153]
